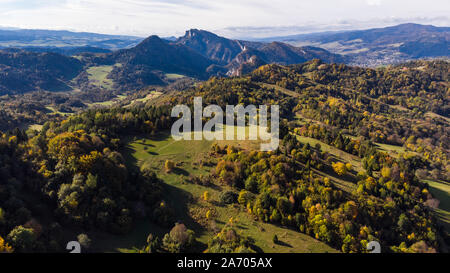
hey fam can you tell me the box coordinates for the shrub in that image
[219,191,238,205]
[164,160,175,173]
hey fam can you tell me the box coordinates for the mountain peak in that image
[182,29,220,40]
[267,41,292,48]
[133,35,168,51]
[176,29,244,65]
[140,35,164,44]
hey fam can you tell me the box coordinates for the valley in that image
[0,23,449,254]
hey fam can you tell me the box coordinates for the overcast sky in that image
[0,0,449,38]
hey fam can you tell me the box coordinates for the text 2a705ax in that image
[220,257,272,268]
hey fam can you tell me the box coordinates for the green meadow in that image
[86,65,118,90]
[423,180,450,231]
[95,129,339,253]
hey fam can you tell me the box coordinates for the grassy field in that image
[28,124,43,131]
[423,180,450,231]
[294,135,360,193]
[124,91,164,108]
[86,65,117,90]
[132,91,163,104]
[425,111,450,123]
[375,143,406,155]
[87,100,116,107]
[99,130,338,253]
[45,106,74,116]
[87,95,128,108]
[425,180,450,211]
[165,73,186,80]
[261,83,300,98]
[296,136,362,170]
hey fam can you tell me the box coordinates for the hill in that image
[0,25,447,106]
[101,35,214,90]
[0,29,347,95]
[0,49,83,95]
[112,35,213,78]
[258,42,346,65]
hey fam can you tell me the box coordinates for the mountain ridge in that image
[172,29,345,76]
[0,24,448,94]
[0,28,143,50]
[254,23,449,66]
[0,49,83,95]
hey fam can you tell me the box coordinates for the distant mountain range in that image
[0,24,448,95]
[257,23,450,66]
[173,29,345,76]
[0,29,143,50]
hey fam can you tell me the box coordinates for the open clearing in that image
[423,180,450,231]
[87,95,127,108]
[296,136,363,171]
[124,91,164,108]
[261,83,300,98]
[295,135,359,193]
[165,73,186,80]
[45,106,73,116]
[94,130,338,253]
[85,64,120,90]
[28,124,43,131]
[375,142,407,155]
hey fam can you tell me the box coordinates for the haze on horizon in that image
[0,0,449,39]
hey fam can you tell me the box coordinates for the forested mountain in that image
[1,24,446,96]
[0,23,448,69]
[259,23,450,66]
[0,30,346,94]
[111,35,213,79]
[176,29,249,65]
[258,42,346,65]
[175,29,345,76]
[103,29,345,82]
[0,49,83,95]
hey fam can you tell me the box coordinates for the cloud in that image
[0,0,448,37]
[220,16,450,39]
[366,0,382,6]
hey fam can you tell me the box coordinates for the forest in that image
[0,59,448,253]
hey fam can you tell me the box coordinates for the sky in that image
[0,0,449,38]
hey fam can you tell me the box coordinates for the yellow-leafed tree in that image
[203,191,210,202]
[332,162,348,176]
[0,236,13,253]
[164,160,175,173]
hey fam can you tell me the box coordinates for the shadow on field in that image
[275,240,293,248]
[162,182,206,239]
[148,132,172,141]
[172,167,190,176]
[122,144,139,171]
